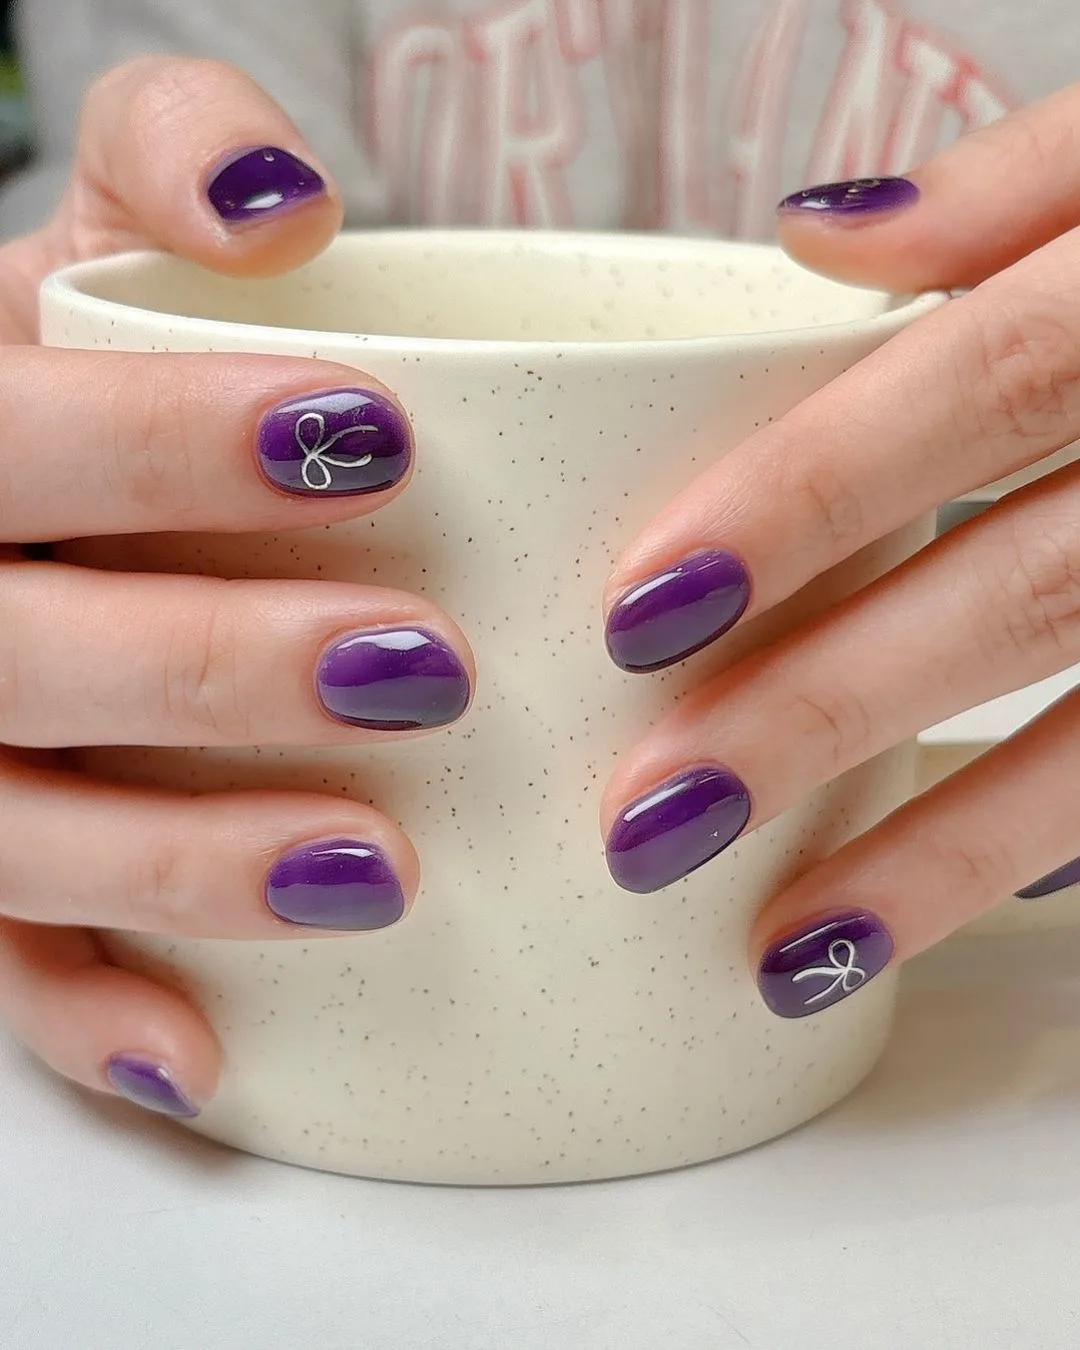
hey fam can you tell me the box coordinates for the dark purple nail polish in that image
[757,909,893,1018]
[777,176,919,217]
[606,764,751,893]
[605,550,751,673]
[265,837,406,930]
[104,1055,200,1118]
[256,388,412,496]
[1016,855,1080,899]
[206,146,325,224]
[316,627,470,731]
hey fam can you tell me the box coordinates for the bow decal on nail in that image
[791,938,867,1006]
[294,410,377,490]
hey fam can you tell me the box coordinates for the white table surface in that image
[2,929,1080,1350]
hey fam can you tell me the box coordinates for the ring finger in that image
[0,750,419,936]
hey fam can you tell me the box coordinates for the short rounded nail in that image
[316,627,471,731]
[256,387,412,496]
[1015,854,1080,899]
[605,764,751,893]
[206,146,326,224]
[265,837,406,930]
[104,1054,200,1118]
[605,550,750,673]
[777,176,919,218]
[757,909,893,1018]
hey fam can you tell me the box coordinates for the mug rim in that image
[40,228,949,356]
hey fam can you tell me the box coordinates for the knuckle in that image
[124,827,191,930]
[116,357,201,515]
[964,295,1080,444]
[933,830,1015,905]
[779,453,867,560]
[785,683,872,772]
[162,581,250,741]
[988,518,1080,659]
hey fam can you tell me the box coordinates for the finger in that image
[0,753,419,937]
[775,83,1080,290]
[0,918,219,1116]
[53,55,342,277]
[747,688,1080,1018]
[601,464,1080,893]
[603,232,1080,672]
[0,562,474,747]
[0,351,414,542]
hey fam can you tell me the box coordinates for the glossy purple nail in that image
[316,627,470,731]
[605,550,751,673]
[1016,855,1080,899]
[266,837,406,930]
[606,764,751,894]
[777,176,919,217]
[206,146,325,224]
[257,388,412,496]
[757,910,893,1019]
[104,1055,199,1118]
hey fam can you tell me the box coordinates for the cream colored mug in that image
[41,232,944,1183]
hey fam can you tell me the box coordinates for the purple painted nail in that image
[104,1055,200,1118]
[266,837,406,930]
[757,910,893,1018]
[605,550,751,673]
[605,764,751,894]
[1016,855,1080,899]
[206,146,326,224]
[256,388,412,496]
[777,176,919,217]
[316,627,470,731]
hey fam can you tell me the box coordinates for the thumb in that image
[775,83,1080,292]
[42,55,343,280]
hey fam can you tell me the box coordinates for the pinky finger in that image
[0,919,219,1117]
[748,691,1080,1019]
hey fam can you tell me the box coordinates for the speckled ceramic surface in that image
[41,232,945,1184]
[916,744,1080,937]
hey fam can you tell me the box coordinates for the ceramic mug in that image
[40,231,944,1184]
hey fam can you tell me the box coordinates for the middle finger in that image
[0,561,473,747]
[602,463,1080,891]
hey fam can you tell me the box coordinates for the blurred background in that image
[0,0,33,182]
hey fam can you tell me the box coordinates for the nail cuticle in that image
[206,145,326,224]
[605,763,752,893]
[104,1054,200,1119]
[1015,854,1080,900]
[605,549,751,673]
[256,387,412,497]
[266,836,406,931]
[757,909,893,1018]
[777,176,919,218]
[316,626,471,731]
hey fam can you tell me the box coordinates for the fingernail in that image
[316,627,471,731]
[256,387,412,496]
[206,146,326,224]
[605,764,751,893]
[265,837,406,930]
[605,550,751,673]
[1016,855,1080,899]
[104,1054,200,1118]
[777,176,919,219]
[757,909,893,1018]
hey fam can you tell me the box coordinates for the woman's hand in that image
[0,57,474,1118]
[599,83,1080,1017]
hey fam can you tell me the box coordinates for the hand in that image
[598,83,1080,1018]
[0,58,473,1117]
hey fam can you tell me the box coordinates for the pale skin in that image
[4,56,1080,1110]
